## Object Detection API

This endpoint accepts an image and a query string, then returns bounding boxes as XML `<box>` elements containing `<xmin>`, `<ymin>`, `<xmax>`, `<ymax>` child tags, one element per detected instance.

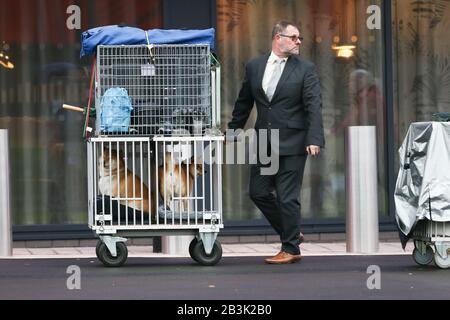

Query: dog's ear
<box><xmin>189</xmin><ymin>155</ymin><xmax>204</xmax><ymax>164</ymax></box>
<box><xmin>182</xmin><ymin>156</ymin><xmax>193</xmax><ymax>165</ymax></box>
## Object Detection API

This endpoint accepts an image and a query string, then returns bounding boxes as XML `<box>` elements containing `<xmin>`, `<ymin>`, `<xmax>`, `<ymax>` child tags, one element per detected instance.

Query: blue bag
<box><xmin>99</xmin><ymin>88</ymin><xmax>133</xmax><ymax>133</ymax></box>
<box><xmin>80</xmin><ymin>25</ymin><xmax>215</xmax><ymax>58</ymax></box>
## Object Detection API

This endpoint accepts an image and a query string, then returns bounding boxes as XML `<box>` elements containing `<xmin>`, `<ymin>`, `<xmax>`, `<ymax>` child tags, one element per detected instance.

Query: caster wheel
<box><xmin>191</xmin><ymin>240</ymin><xmax>222</xmax><ymax>266</ymax></box>
<box><xmin>412</xmin><ymin>246</ymin><xmax>434</xmax><ymax>266</ymax></box>
<box><xmin>96</xmin><ymin>242</ymin><xmax>128</xmax><ymax>267</ymax></box>
<box><xmin>189</xmin><ymin>237</ymin><xmax>199</xmax><ymax>262</ymax></box>
<box><xmin>434</xmin><ymin>252</ymin><xmax>450</xmax><ymax>269</ymax></box>
<box><xmin>96</xmin><ymin>240</ymin><xmax>103</xmax><ymax>262</ymax></box>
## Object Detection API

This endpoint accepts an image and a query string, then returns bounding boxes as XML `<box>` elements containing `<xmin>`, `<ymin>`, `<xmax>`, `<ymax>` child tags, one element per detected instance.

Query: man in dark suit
<box><xmin>228</xmin><ymin>21</ymin><xmax>325</xmax><ymax>264</ymax></box>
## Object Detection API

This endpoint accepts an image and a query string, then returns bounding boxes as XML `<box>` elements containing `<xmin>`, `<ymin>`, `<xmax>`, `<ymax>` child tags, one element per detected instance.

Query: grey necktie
<box><xmin>265</xmin><ymin>59</ymin><xmax>284</xmax><ymax>101</ymax></box>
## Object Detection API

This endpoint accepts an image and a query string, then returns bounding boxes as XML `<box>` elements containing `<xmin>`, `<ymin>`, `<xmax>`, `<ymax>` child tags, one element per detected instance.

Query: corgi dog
<box><xmin>158</xmin><ymin>153</ymin><xmax>204</xmax><ymax>213</ymax></box>
<box><xmin>98</xmin><ymin>147</ymin><xmax>156</xmax><ymax>220</ymax></box>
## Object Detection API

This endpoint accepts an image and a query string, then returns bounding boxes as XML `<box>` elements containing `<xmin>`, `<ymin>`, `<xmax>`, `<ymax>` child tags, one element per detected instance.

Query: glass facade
<box><xmin>1</xmin><ymin>0</ymin><xmax>449</xmax><ymax>232</ymax></box>
<box><xmin>393</xmin><ymin>0</ymin><xmax>450</xmax><ymax>147</ymax></box>
<box><xmin>0</xmin><ymin>0</ymin><xmax>162</xmax><ymax>225</ymax></box>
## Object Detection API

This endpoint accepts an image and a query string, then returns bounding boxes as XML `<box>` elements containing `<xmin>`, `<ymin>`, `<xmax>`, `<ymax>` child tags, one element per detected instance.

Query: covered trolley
<box><xmin>395</xmin><ymin>121</ymin><xmax>450</xmax><ymax>269</ymax></box>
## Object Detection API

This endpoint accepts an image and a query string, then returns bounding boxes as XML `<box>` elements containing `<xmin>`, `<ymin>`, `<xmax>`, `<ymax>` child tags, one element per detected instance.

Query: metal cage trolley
<box><xmin>87</xmin><ymin>44</ymin><xmax>224</xmax><ymax>267</ymax></box>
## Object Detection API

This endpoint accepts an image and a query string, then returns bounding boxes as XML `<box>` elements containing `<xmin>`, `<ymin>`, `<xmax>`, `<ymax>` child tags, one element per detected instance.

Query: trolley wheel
<box><xmin>434</xmin><ymin>252</ymin><xmax>450</xmax><ymax>269</ymax></box>
<box><xmin>95</xmin><ymin>240</ymin><xmax>103</xmax><ymax>261</ymax></box>
<box><xmin>191</xmin><ymin>240</ymin><xmax>222</xmax><ymax>266</ymax></box>
<box><xmin>412</xmin><ymin>247</ymin><xmax>434</xmax><ymax>266</ymax></box>
<box><xmin>96</xmin><ymin>242</ymin><xmax>128</xmax><ymax>267</ymax></box>
<box><xmin>189</xmin><ymin>237</ymin><xmax>199</xmax><ymax>262</ymax></box>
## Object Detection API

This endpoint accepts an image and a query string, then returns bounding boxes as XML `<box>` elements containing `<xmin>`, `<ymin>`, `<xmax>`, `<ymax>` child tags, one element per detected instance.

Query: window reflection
<box><xmin>393</xmin><ymin>0</ymin><xmax>450</xmax><ymax>146</ymax></box>
<box><xmin>0</xmin><ymin>0</ymin><xmax>162</xmax><ymax>225</ymax></box>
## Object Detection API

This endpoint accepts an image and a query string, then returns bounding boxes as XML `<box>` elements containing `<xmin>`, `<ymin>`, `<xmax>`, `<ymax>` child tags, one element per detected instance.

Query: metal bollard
<box><xmin>345</xmin><ymin>126</ymin><xmax>379</xmax><ymax>254</ymax></box>
<box><xmin>0</xmin><ymin>129</ymin><xmax>12</xmax><ymax>257</ymax></box>
<box><xmin>162</xmin><ymin>235</ymin><xmax>195</xmax><ymax>256</ymax></box>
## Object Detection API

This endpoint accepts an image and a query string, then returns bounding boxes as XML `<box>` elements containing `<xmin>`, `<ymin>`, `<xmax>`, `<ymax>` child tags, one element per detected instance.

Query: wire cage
<box><xmin>413</xmin><ymin>220</ymin><xmax>450</xmax><ymax>240</ymax></box>
<box><xmin>87</xmin><ymin>136</ymin><xmax>223</xmax><ymax>231</ymax></box>
<box><xmin>95</xmin><ymin>44</ymin><xmax>217</xmax><ymax>136</ymax></box>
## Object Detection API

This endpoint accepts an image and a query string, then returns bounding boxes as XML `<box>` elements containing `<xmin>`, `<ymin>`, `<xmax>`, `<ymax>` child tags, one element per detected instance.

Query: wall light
<box><xmin>1</xmin><ymin>41</ymin><xmax>14</xmax><ymax>69</ymax></box>
<box><xmin>332</xmin><ymin>44</ymin><xmax>356</xmax><ymax>59</ymax></box>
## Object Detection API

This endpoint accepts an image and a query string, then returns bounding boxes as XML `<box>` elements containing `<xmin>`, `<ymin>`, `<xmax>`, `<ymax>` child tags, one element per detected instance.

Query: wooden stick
<box><xmin>63</xmin><ymin>104</ymin><xmax>84</xmax><ymax>113</ymax></box>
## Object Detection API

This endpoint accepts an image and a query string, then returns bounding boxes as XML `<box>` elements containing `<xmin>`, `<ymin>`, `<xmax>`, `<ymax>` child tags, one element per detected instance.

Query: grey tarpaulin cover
<box><xmin>395</xmin><ymin>122</ymin><xmax>450</xmax><ymax>246</ymax></box>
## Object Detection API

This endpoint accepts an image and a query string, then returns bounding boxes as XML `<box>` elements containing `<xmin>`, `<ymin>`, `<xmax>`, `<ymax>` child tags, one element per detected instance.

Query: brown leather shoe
<box><xmin>265</xmin><ymin>251</ymin><xmax>303</xmax><ymax>264</ymax></box>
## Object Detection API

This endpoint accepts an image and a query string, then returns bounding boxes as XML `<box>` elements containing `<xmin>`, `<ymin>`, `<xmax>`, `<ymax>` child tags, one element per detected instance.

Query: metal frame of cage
<box><xmin>87</xmin><ymin>135</ymin><xmax>223</xmax><ymax>232</ymax></box>
<box><xmin>87</xmin><ymin>135</ymin><xmax>224</xmax><ymax>264</ymax></box>
<box><xmin>95</xmin><ymin>44</ymin><xmax>220</xmax><ymax>136</ymax></box>
<box><xmin>412</xmin><ymin>220</ymin><xmax>450</xmax><ymax>269</ymax></box>
<box><xmin>413</xmin><ymin>220</ymin><xmax>450</xmax><ymax>241</ymax></box>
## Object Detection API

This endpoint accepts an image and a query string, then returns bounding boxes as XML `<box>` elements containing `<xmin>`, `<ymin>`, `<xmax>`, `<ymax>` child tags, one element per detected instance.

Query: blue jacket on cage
<box><xmin>99</xmin><ymin>87</ymin><xmax>133</xmax><ymax>133</ymax></box>
<box><xmin>80</xmin><ymin>25</ymin><xmax>215</xmax><ymax>58</ymax></box>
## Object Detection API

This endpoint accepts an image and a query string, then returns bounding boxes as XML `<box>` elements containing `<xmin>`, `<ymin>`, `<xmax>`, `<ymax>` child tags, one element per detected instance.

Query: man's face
<box><xmin>277</xmin><ymin>25</ymin><xmax>301</xmax><ymax>56</ymax></box>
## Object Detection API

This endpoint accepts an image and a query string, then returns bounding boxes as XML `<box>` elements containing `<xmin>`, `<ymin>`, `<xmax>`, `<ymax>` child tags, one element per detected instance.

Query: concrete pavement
<box><xmin>4</xmin><ymin>241</ymin><xmax>415</xmax><ymax>259</ymax></box>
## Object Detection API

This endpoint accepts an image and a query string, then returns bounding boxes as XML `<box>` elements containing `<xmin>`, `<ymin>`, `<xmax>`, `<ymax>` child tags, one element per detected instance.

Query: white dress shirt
<box><xmin>262</xmin><ymin>52</ymin><xmax>288</xmax><ymax>94</ymax></box>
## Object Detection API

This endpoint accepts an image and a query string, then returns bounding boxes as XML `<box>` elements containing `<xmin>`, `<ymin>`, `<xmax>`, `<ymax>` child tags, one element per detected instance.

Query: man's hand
<box><xmin>306</xmin><ymin>145</ymin><xmax>321</xmax><ymax>156</ymax></box>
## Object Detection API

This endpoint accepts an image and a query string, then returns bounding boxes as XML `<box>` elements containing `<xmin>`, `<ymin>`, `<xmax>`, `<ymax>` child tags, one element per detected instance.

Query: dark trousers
<box><xmin>249</xmin><ymin>155</ymin><xmax>307</xmax><ymax>255</ymax></box>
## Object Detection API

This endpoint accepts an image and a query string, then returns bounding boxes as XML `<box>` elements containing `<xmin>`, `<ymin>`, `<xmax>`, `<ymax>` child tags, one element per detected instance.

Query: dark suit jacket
<box><xmin>228</xmin><ymin>53</ymin><xmax>325</xmax><ymax>156</ymax></box>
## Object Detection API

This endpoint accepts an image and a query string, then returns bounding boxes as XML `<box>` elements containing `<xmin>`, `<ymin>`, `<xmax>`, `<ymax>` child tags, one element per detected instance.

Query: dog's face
<box><xmin>98</xmin><ymin>147</ymin><xmax>124</xmax><ymax>173</ymax></box>
<box><xmin>186</xmin><ymin>157</ymin><xmax>204</xmax><ymax>178</ymax></box>
<box><xmin>189</xmin><ymin>162</ymin><xmax>203</xmax><ymax>178</ymax></box>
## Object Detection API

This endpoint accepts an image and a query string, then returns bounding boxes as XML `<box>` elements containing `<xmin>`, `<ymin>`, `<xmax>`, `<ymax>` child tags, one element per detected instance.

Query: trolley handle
<box><xmin>62</xmin><ymin>104</ymin><xmax>96</xmax><ymax>116</ymax></box>
<box><xmin>63</xmin><ymin>104</ymin><xmax>84</xmax><ymax>113</ymax></box>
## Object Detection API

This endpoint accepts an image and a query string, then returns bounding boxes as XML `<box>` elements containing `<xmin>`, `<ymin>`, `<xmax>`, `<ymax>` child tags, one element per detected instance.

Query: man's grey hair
<box><xmin>271</xmin><ymin>20</ymin><xmax>299</xmax><ymax>39</ymax></box>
